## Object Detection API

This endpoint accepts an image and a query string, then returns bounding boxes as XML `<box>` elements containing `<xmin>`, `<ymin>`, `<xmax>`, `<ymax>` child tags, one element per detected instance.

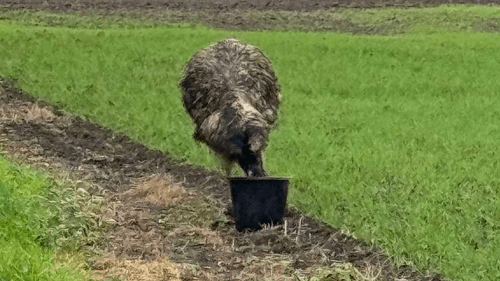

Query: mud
<box><xmin>4</xmin><ymin>0</ymin><xmax>500</xmax><ymax>11</ymax></box>
<box><xmin>2</xmin><ymin>0</ymin><xmax>500</xmax><ymax>34</ymax></box>
<box><xmin>0</xmin><ymin>81</ymin><xmax>444</xmax><ymax>280</ymax></box>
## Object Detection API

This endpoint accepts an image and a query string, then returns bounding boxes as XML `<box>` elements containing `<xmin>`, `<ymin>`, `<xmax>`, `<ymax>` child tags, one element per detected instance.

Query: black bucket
<box><xmin>229</xmin><ymin>176</ymin><xmax>289</xmax><ymax>231</ymax></box>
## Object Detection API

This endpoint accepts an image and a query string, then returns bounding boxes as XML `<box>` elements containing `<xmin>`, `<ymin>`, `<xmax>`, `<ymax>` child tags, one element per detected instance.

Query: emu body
<box><xmin>180</xmin><ymin>39</ymin><xmax>281</xmax><ymax>177</ymax></box>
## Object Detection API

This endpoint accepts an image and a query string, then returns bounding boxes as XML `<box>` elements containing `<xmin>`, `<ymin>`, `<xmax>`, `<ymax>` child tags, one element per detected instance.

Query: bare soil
<box><xmin>0</xmin><ymin>81</ymin><xmax>444</xmax><ymax>280</ymax></box>
<box><xmin>4</xmin><ymin>0</ymin><xmax>500</xmax><ymax>11</ymax></box>
<box><xmin>2</xmin><ymin>0</ymin><xmax>500</xmax><ymax>33</ymax></box>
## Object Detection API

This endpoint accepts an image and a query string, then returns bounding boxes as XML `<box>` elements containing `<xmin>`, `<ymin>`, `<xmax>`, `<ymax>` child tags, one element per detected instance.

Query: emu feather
<box><xmin>180</xmin><ymin>39</ymin><xmax>281</xmax><ymax>177</ymax></box>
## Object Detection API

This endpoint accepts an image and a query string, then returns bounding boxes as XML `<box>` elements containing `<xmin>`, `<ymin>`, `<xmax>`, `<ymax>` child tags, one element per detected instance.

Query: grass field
<box><xmin>0</xmin><ymin>155</ymin><xmax>103</xmax><ymax>281</ymax></box>
<box><xmin>1</xmin><ymin>6</ymin><xmax>500</xmax><ymax>280</ymax></box>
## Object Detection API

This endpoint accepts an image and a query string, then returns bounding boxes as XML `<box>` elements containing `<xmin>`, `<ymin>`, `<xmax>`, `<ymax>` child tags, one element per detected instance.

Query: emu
<box><xmin>180</xmin><ymin>39</ymin><xmax>281</xmax><ymax>177</ymax></box>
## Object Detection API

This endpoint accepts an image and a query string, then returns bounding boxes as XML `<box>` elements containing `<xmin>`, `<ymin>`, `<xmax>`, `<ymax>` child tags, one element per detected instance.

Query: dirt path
<box><xmin>0</xmin><ymin>82</ymin><xmax>444</xmax><ymax>280</ymax></box>
<box><xmin>0</xmin><ymin>81</ymin><xmax>445</xmax><ymax>280</ymax></box>
<box><xmin>4</xmin><ymin>0</ymin><xmax>500</xmax><ymax>11</ymax></box>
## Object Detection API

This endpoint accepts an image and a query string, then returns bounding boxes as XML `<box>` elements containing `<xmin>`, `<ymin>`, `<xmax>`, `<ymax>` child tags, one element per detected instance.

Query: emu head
<box><xmin>238</xmin><ymin>149</ymin><xmax>266</xmax><ymax>177</ymax></box>
<box><xmin>232</xmin><ymin>128</ymin><xmax>267</xmax><ymax>177</ymax></box>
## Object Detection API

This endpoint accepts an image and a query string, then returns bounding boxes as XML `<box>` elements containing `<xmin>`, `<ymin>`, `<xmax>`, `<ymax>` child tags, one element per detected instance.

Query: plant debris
<box><xmin>0</xmin><ymin>80</ymin><xmax>445</xmax><ymax>280</ymax></box>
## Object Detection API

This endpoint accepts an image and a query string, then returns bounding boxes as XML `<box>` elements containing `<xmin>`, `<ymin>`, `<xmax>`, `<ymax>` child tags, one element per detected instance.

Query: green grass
<box><xmin>0</xmin><ymin>8</ymin><xmax>194</xmax><ymax>30</ymax></box>
<box><xmin>0</xmin><ymin>155</ymin><xmax>104</xmax><ymax>280</ymax></box>
<box><xmin>1</xmin><ymin>6</ymin><xmax>500</xmax><ymax>280</ymax></box>
<box><xmin>342</xmin><ymin>4</ymin><xmax>500</xmax><ymax>33</ymax></box>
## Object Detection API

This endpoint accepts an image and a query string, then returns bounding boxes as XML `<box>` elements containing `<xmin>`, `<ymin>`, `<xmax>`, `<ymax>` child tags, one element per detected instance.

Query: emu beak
<box><xmin>246</xmin><ymin>168</ymin><xmax>266</xmax><ymax>178</ymax></box>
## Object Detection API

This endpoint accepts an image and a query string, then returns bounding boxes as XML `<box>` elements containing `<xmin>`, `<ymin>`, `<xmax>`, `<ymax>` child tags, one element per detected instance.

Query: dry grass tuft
<box><xmin>355</xmin><ymin>261</ymin><xmax>383</xmax><ymax>281</ymax></box>
<box><xmin>91</xmin><ymin>257</ymin><xmax>181</xmax><ymax>281</ymax></box>
<box><xmin>301</xmin><ymin>262</ymin><xmax>383</xmax><ymax>281</ymax></box>
<box><xmin>158</xmin><ymin>194</ymin><xmax>222</xmax><ymax>230</ymax></box>
<box><xmin>237</xmin><ymin>255</ymin><xmax>293</xmax><ymax>281</ymax></box>
<box><xmin>0</xmin><ymin>103</ymin><xmax>56</xmax><ymax>123</ymax></box>
<box><xmin>127</xmin><ymin>174</ymin><xmax>196</xmax><ymax>207</ymax></box>
<box><xmin>24</xmin><ymin>103</ymin><xmax>56</xmax><ymax>122</ymax></box>
<box><xmin>169</xmin><ymin>226</ymin><xmax>229</xmax><ymax>252</ymax></box>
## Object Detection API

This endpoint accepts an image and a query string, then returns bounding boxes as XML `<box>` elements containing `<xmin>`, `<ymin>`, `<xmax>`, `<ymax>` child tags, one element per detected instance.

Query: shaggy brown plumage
<box><xmin>180</xmin><ymin>39</ymin><xmax>281</xmax><ymax>177</ymax></box>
